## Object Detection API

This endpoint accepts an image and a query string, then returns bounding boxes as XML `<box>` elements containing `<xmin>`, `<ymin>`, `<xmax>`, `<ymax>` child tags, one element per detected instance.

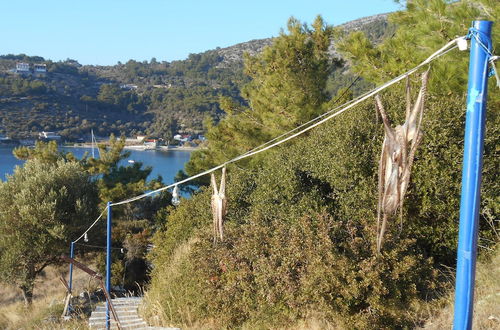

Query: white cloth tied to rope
<box><xmin>171</xmin><ymin>185</ymin><xmax>181</xmax><ymax>206</ymax></box>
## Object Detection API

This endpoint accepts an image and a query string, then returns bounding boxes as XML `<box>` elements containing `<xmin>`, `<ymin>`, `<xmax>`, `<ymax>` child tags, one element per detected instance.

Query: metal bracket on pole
<box><xmin>453</xmin><ymin>20</ymin><xmax>493</xmax><ymax>330</ymax></box>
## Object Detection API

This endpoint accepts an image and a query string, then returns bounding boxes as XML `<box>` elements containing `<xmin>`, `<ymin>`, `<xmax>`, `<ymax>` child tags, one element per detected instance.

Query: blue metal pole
<box><xmin>68</xmin><ymin>242</ymin><xmax>74</xmax><ymax>293</ymax></box>
<box><xmin>106</xmin><ymin>201</ymin><xmax>112</xmax><ymax>330</ymax></box>
<box><xmin>453</xmin><ymin>20</ymin><xmax>493</xmax><ymax>330</ymax></box>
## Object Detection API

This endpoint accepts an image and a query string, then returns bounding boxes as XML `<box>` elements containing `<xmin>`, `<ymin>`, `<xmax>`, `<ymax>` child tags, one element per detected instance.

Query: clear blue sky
<box><xmin>0</xmin><ymin>0</ymin><xmax>401</xmax><ymax>65</ymax></box>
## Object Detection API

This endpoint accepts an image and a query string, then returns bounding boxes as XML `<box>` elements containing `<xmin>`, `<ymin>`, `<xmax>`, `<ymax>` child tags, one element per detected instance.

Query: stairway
<box><xmin>89</xmin><ymin>297</ymin><xmax>178</xmax><ymax>330</ymax></box>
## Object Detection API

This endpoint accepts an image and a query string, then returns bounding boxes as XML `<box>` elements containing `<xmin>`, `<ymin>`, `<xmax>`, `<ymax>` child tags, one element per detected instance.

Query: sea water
<box><xmin>0</xmin><ymin>146</ymin><xmax>191</xmax><ymax>184</ymax></box>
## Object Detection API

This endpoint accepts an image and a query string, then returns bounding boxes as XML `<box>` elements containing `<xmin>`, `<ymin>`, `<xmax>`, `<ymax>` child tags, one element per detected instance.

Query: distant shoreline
<box><xmin>66</xmin><ymin>143</ymin><xmax>199</xmax><ymax>152</ymax></box>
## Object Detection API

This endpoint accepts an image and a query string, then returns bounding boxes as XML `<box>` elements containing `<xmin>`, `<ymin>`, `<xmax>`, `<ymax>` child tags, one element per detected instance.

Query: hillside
<box><xmin>0</xmin><ymin>13</ymin><xmax>391</xmax><ymax>141</ymax></box>
<box><xmin>213</xmin><ymin>13</ymin><xmax>390</xmax><ymax>65</ymax></box>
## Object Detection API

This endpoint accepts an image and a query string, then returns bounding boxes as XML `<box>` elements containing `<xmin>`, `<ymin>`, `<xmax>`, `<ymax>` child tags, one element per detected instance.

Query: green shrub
<box><xmin>146</xmin><ymin>88</ymin><xmax>498</xmax><ymax>328</ymax></box>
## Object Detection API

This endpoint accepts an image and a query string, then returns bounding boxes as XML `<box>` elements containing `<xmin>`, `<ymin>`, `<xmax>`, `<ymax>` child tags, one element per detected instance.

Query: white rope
<box><xmin>110</xmin><ymin>36</ymin><xmax>463</xmax><ymax>207</ymax></box>
<box><xmin>72</xmin><ymin>207</ymin><xmax>107</xmax><ymax>243</ymax></box>
<box><xmin>489</xmin><ymin>56</ymin><xmax>500</xmax><ymax>88</ymax></box>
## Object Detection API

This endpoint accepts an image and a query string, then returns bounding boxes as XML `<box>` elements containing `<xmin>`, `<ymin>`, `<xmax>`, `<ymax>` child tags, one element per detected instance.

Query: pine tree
<box><xmin>337</xmin><ymin>0</ymin><xmax>499</xmax><ymax>97</ymax></box>
<box><xmin>185</xmin><ymin>16</ymin><xmax>338</xmax><ymax>176</ymax></box>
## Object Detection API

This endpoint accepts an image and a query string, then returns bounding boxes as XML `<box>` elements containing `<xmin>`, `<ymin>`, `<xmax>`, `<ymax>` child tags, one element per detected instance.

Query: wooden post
<box><xmin>60</xmin><ymin>255</ymin><xmax>122</xmax><ymax>329</ymax></box>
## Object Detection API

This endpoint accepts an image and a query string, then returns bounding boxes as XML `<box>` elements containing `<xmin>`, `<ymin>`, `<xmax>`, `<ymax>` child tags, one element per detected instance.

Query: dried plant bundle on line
<box><xmin>211</xmin><ymin>167</ymin><xmax>227</xmax><ymax>243</ymax></box>
<box><xmin>375</xmin><ymin>69</ymin><xmax>429</xmax><ymax>252</ymax></box>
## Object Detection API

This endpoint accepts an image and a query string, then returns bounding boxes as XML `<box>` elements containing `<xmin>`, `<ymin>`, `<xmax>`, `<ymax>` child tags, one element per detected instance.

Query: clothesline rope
<box><xmin>73</xmin><ymin>208</ymin><xmax>107</xmax><ymax>243</ymax></box>
<box><xmin>73</xmin><ymin>35</ymin><xmax>466</xmax><ymax>240</ymax></box>
<box><xmin>111</xmin><ymin>36</ymin><xmax>462</xmax><ymax>207</ymax></box>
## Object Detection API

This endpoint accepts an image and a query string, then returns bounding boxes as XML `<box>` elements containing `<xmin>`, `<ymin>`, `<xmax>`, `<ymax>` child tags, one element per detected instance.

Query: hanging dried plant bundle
<box><xmin>211</xmin><ymin>167</ymin><xmax>227</xmax><ymax>243</ymax></box>
<box><xmin>375</xmin><ymin>69</ymin><xmax>429</xmax><ymax>253</ymax></box>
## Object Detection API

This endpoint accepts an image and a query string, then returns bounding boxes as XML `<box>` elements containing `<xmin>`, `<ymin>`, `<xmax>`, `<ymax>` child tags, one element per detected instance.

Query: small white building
<box><xmin>120</xmin><ymin>84</ymin><xmax>138</xmax><ymax>90</ymax></box>
<box><xmin>34</xmin><ymin>64</ymin><xmax>47</xmax><ymax>76</ymax></box>
<box><xmin>39</xmin><ymin>131</ymin><xmax>61</xmax><ymax>140</ymax></box>
<box><xmin>16</xmin><ymin>62</ymin><xmax>30</xmax><ymax>74</ymax></box>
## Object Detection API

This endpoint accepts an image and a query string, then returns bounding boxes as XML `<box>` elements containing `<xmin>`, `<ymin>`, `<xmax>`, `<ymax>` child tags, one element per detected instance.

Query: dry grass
<box><xmin>0</xmin><ymin>259</ymin><xmax>100</xmax><ymax>329</ymax></box>
<box><xmin>141</xmin><ymin>237</ymin><xmax>199</xmax><ymax>328</ymax></box>
<box><xmin>422</xmin><ymin>246</ymin><xmax>500</xmax><ymax>330</ymax></box>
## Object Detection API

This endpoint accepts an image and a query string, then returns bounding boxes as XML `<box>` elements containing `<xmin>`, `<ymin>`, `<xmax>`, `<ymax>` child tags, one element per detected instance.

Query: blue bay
<box><xmin>0</xmin><ymin>146</ymin><xmax>191</xmax><ymax>184</ymax></box>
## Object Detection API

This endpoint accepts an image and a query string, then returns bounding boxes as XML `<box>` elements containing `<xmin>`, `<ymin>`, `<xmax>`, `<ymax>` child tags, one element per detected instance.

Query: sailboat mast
<box><xmin>91</xmin><ymin>129</ymin><xmax>95</xmax><ymax>158</ymax></box>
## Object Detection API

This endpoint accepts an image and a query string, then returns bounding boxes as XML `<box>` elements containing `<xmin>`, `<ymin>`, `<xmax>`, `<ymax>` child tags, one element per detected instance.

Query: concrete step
<box><xmin>105</xmin><ymin>300</ymin><xmax>141</xmax><ymax>305</ymax></box>
<box><xmin>90</xmin><ymin>314</ymin><xmax>140</xmax><ymax>321</ymax></box>
<box><xmin>93</xmin><ymin>308</ymin><xmax>139</xmax><ymax>313</ymax></box>
<box><xmin>90</xmin><ymin>317</ymin><xmax>143</xmax><ymax>324</ymax></box>
<box><xmin>91</xmin><ymin>320</ymin><xmax>148</xmax><ymax>326</ymax></box>
<box><xmin>89</xmin><ymin>297</ymin><xmax>176</xmax><ymax>330</ymax></box>
<box><xmin>90</xmin><ymin>317</ymin><xmax>142</xmax><ymax>322</ymax></box>
<box><xmin>94</xmin><ymin>304</ymin><xmax>139</xmax><ymax>310</ymax></box>
<box><xmin>91</xmin><ymin>311</ymin><xmax>139</xmax><ymax>317</ymax></box>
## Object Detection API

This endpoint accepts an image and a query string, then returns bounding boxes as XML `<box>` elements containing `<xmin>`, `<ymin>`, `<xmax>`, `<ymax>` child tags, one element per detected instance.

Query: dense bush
<box><xmin>145</xmin><ymin>1</ymin><xmax>500</xmax><ymax>327</ymax></box>
<box><xmin>145</xmin><ymin>86</ymin><xmax>499</xmax><ymax>328</ymax></box>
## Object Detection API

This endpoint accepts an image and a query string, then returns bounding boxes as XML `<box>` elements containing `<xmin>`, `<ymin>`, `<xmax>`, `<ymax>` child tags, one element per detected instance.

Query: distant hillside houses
<box><xmin>120</xmin><ymin>83</ymin><xmax>138</xmax><ymax>90</ymax></box>
<box><xmin>14</xmin><ymin>62</ymin><xmax>47</xmax><ymax>76</ymax></box>
<box><xmin>16</xmin><ymin>62</ymin><xmax>29</xmax><ymax>73</ymax></box>
<box><xmin>173</xmin><ymin>134</ymin><xmax>205</xmax><ymax>142</ymax></box>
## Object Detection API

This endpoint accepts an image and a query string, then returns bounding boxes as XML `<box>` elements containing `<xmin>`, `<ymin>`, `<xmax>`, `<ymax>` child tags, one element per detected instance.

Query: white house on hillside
<box><xmin>39</xmin><ymin>131</ymin><xmax>61</xmax><ymax>140</ymax></box>
<box><xmin>16</xmin><ymin>62</ymin><xmax>30</xmax><ymax>74</ymax></box>
<box><xmin>34</xmin><ymin>64</ymin><xmax>47</xmax><ymax>76</ymax></box>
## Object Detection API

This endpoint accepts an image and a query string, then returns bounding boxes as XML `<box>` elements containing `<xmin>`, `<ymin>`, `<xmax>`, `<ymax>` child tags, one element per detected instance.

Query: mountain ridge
<box><xmin>212</xmin><ymin>12</ymin><xmax>390</xmax><ymax>66</ymax></box>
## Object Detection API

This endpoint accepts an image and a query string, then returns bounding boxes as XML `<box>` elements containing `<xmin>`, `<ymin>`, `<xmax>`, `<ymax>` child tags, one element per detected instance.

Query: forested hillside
<box><xmin>0</xmin><ymin>14</ymin><xmax>390</xmax><ymax>140</ymax></box>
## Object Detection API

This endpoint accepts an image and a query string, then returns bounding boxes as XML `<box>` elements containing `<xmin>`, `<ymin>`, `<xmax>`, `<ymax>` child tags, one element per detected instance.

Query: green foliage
<box><xmin>97</xmin><ymin>84</ymin><xmax>143</xmax><ymax>113</ymax></box>
<box><xmin>0</xmin><ymin>54</ymin><xmax>45</xmax><ymax>62</ymax></box>
<box><xmin>0</xmin><ymin>159</ymin><xmax>99</xmax><ymax>304</ymax></box>
<box><xmin>335</xmin><ymin>0</ymin><xmax>500</xmax><ymax>262</ymax></box>
<box><xmin>48</xmin><ymin>61</ymin><xmax>80</xmax><ymax>75</ymax></box>
<box><xmin>337</xmin><ymin>0</ymin><xmax>499</xmax><ymax>97</ymax></box>
<box><xmin>242</xmin><ymin>16</ymin><xmax>335</xmax><ymax>132</ymax></box>
<box><xmin>185</xmin><ymin>16</ymin><xmax>338</xmax><ymax>176</ymax></box>
<box><xmin>146</xmin><ymin>112</ymin><xmax>177</xmax><ymax>141</ymax></box>
<box><xmin>180</xmin><ymin>214</ymin><xmax>436</xmax><ymax>328</ymax></box>
<box><xmin>11</xmin><ymin>139</ymin><xmax>165</xmax><ymax>292</ymax></box>
<box><xmin>0</xmin><ymin>74</ymin><xmax>47</xmax><ymax>96</ymax></box>
<box><xmin>147</xmin><ymin>84</ymin><xmax>498</xmax><ymax>327</ymax></box>
<box><xmin>13</xmin><ymin>140</ymin><xmax>63</xmax><ymax>163</ymax></box>
<box><xmin>84</xmin><ymin>135</ymin><xmax>130</xmax><ymax>175</ymax></box>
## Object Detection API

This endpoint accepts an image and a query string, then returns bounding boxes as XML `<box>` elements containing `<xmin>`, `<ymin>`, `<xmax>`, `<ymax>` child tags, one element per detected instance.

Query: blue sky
<box><xmin>0</xmin><ymin>0</ymin><xmax>401</xmax><ymax>65</ymax></box>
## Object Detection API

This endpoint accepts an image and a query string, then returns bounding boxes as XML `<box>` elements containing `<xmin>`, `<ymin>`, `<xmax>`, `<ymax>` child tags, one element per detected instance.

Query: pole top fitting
<box><xmin>472</xmin><ymin>20</ymin><xmax>493</xmax><ymax>34</ymax></box>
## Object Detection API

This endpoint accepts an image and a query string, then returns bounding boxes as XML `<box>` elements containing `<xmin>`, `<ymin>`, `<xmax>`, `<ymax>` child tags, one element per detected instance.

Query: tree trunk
<box><xmin>20</xmin><ymin>282</ymin><xmax>34</xmax><ymax>306</ymax></box>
